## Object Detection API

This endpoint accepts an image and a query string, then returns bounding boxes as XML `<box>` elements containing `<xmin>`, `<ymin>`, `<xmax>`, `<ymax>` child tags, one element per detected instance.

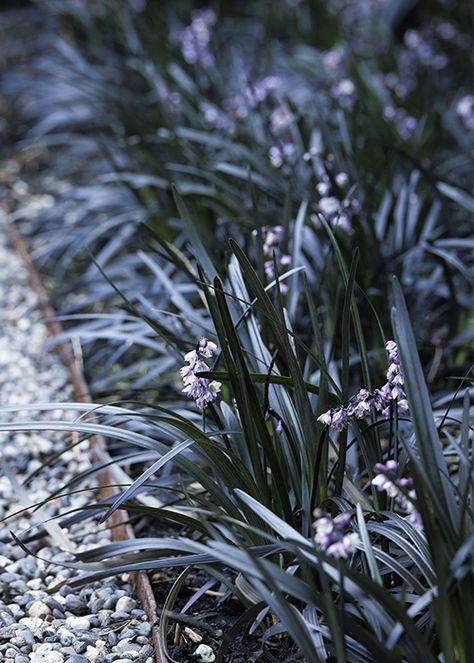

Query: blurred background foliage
<box><xmin>3</xmin><ymin>0</ymin><xmax>471</xmax><ymax>405</ymax></box>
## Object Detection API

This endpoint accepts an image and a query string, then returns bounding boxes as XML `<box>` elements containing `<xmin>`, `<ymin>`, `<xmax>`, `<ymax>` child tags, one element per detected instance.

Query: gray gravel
<box><xmin>0</xmin><ymin>207</ymin><xmax>155</xmax><ymax>662</ymax></box>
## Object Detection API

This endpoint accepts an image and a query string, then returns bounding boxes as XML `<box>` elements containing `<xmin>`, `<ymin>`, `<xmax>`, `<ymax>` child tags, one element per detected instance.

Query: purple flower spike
<box><xmin>181</xmin><ymin>338</ymin><xmax>221</xmax><ymax>410</ymax></box>
<box><xmin>313</xmin><ymin>509</ymin><xmax>359</xmax><ymax>559</ymax></box>
<box><xmin>372</xmin><ymin>460</ymin><xmax>422</xmax><ymax>530</ymax></box>
<box><xmin>181</xmin><ymin>9</ymin><xmax>216</xmax><ymax>68</ymax></box>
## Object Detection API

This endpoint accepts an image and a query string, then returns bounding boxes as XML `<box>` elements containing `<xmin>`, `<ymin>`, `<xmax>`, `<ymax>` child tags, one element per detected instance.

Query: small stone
<box><xmin>65</xmin><ymin>616</ymin><xmax>90</xmax><ymax>631</ymax></box>
<box><xmin>29</xmin><ymin>644</ymin><xmax>64</xmax><ymax>663</ymax></box>
<box><xmin>84</xmin><ymin>646</ymin><xmax>101</xmax><ymax>662</ymax></box>
<box><xmin>65</xmin><ymin>656</ymin><xmax>89</xmax><ymax>663</ymax></box>
<box><xmin>140</xmin><ymin>644</ymin><xmax>154</xmax><ymax>657</ymax></box>
<box><xmin>73</xmin><ymin>641</ymin><xmax>87</xmax><ymax>654</ymax></box>
<box><xmin>0</xmin><ymin>610</ymin><xmax>15</xmax><ymax>626</ymax></box>
<box><xmin>114</xmin><ymin>639</ymin><xmax>141</xmax><ymax>657</ymax></box>
<box><xmin>27</xmin><ymin>601</ymin><xmax>51</xmax><ymax>619</ymax></box>
<box><xmin>107</xmin><ymin>632</ymin><xmax>117</xmax><ymax>646</ymax></box>
<box><xmin>26</xmin><ymin>579</ymin><xmax>42</xmax><ymax>591</ymax></box>
<box><xmin>195</xmin><ymin>643</ymin><xmax>216</xmax><ymax>663</ymax></box>
<box><xmin>114</xmin><ymin>596</ymin><xmax>136</xmax><ymax>613</ymax></box>
<box><xmin>111</xmin><ymin>611</ymin><xmax>129</xmax><ymax>621</ymax></box>
<box><xmin>64</xmin><ymin>595</ymin><xmax>87</xmax><ymax>614</ymax></box>
<box><xmin>136</xmin><ymin>622</ymin><xmax>151</xmax><ymax>636</ymax></box>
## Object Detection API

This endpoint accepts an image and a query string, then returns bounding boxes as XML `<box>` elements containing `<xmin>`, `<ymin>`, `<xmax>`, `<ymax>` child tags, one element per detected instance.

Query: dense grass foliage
<box><xmin>2</xmin><ymin>0</ymin><xmax>473</xmax><ymax>660</ymax></box>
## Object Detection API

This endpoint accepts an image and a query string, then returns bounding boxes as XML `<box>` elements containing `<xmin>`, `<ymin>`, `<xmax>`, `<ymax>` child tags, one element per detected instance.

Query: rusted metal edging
<box><xmin>5</xmin><ymin>220</ymin><xmax>165</xmax><ymax>663</ymax></box>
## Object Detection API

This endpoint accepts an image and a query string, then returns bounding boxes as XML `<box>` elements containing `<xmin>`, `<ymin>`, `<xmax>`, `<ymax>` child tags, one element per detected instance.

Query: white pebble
<box><xmin>66</xmin><ymin>615</ymin><xmax>90</xmax><ymax>631</ymax></box>
<box><xmin>195</xmin><ymin>644</ymin><xmax>216</xmax><ymax>662</ymax></box>
<box><xmin>115</xmin><ymin>595</ymin><xmax>137</xmax><ymax>612</ymax></box>
<box><xmin>85</xmin><ymin>645</ymin><xmax>102</xmax><ymax>662</ymax></box>
<box><xmin>27</xmin><ymin>600</ymin><xmax>51</xmax><ymax>619</ymax></box>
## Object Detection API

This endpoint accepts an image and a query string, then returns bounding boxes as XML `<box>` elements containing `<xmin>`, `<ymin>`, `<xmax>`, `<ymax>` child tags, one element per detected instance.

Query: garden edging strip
<box><xmin>5</xmin><ymin>220</ymin><xmax>165</xmax><ymax>663</ymax></box>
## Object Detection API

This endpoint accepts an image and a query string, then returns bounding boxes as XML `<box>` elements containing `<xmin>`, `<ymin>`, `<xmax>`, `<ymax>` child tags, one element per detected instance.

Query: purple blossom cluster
<box><xmin>330</xmin><ymin>78</ymin><xmax>356</xmax><ymax>108</ymax></box>
<box><xmin>311</xmin><ymin>171</ymin><xmax>359</xmax><ymax>233</ymax></box>
<box><xmin>201</xmin><ymin>103</ymin><xmax>235</xmax><ymax>134</ymax></box>
<box><xmin>383</xmin><ymin>105</ymin><xmax>417</xmax><ymax>141</ymax></box>
<box><xmin>180</xmin><ymin>9</ymin><xmax>216</xmax><ymax>68</ymax></box>
<box><xmin>158</xmin><ymin>84</ymin><xmax>182</xmax><ymax>115</ymax></box>
<box><xmin>317</xmin><ymin>340</ymin><xmax>408</xmax><ymax>430</ymax></box>
<box><xmin>372</xmin><ymin>460</ymin><xmax>422</xmax><ymax>529</ymax></box>
<box><xmin>268</xmin><ymin>139</ymin><xmax>297</xmax><ymax>169</ymax></box>
<box><xmin>313</xmin><ymin>509</ymin><xmax>360</xmax><ymax>559</ymax></box>
<box><xmin>270</xmin><ymin>105</ymin><xmax>294</xmax><ymax>134</ymax></box>
<box><xmin>400</xmin><ymin>28</ymin><xmax>449</xmax><ymax>74</ymax></box>
<box><xmin>201</xmin><ymin>75</ymin><xmax>282</xmax><ymax>136</ymax></box>
<box><xmin>260</xmin><ymin>225</ymin><xmax>291</xmax><ymax>292</ymax></box>
<box><xmin>180</xmin><ymin>338</ymin><xmax>221</xmax><ymax>410</ymax></box>
<box><xmin>223</xmin><ymin>76</ymin><xmax>281</xmax><ymax>122</ymax></box>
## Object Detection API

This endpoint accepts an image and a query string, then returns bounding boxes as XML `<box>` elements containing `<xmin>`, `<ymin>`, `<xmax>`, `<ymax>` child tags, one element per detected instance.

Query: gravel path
<box><xmin>0</xmin><ymin>210</ymin><xmax>155</xmax><ymax>662</ymax></box>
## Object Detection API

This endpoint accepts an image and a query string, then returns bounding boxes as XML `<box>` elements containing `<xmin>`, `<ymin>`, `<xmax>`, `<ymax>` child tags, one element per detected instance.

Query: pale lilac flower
<box><xmin>318</xmin><ymin>196</ymin><xmax>340</xmax><ymax>218</ymax></box>
<box><xmin>436</xmin><ymin>22</ymin><xmax>457</xmax><ymax>41</ymax></box>
<box><xmin>246</xmin><ymin>75</ymin><xmax>281</xmax><ymax>107</ymax></box>
<box><xmin>181</xmin><ymin>9</ymin><xmax>216</xmax><ymax>68</ymax></box>
<box><xmin>316</xmin><ymin>195</ymin><xmax>355</xmax><ymax>233</ymax></box>
<box><xmin>181</xmin><ymin>338</ymin><xmax>221</xmax><ymax>409</ymax></box>
<box><xmin>317</xmin><ymin>406</ymin><xmax>349</xmax><ymax>431</ymax></box>
<box><xmin>384</xmin><ymin>106</ymin><xmax>417</xmax><ymax>140</ymax></box>
<box><xmin>334</xmin><ymin>78</ymin><xmax>355</xmax><ymax>97</ymax></box>
<box><xmin>335</xmin><ymin>172</ymin><xmax>349</xmax><ymax>188</ymax></box>
<box><xmin>372</xmin><ymin>461</ymin><xmax>421</xmax><ymax>529</ymax></box>
<box><xmin>262</xmin><ymin>225</ymin><xmax>284</xmax><ymax>256</ymax></box>
<box><xmin>317</xmin><ymin>340</ymin><xmax>408</xmax><ymax>430</ymax></box>
<box><xmin>331</xmin><ymin>79</ymin><xmax>356</xmax><ymax>108</ymax></box>
<box><xmin>316</xmin><ymin>181</ymin><xmax>331</xmax><ymax>197</ymax></box>
<box><xmin>223</xmin><ymin>94</ymin><xmax>248</xmax><ymax>120</ymax></box>
<box><xmin>158</xmin><ymin>85</ymin><xmax>182</xmax><ymax>114</ymax></box>
<box><xmin>261</xmin><ymin>225</ymin><xmax>291</xmax><ymax>292</ymax></box>
<box><xmin>270</xmin><ymin>106</ymin><xmax>293</xmax><ymax>134</ymax></box>
<box><xmin>313</xmin><ymin>509</ymin><xmax>360</xmax><ymax>559</ymax></box>
<box><xmin>268</xmin><ymin>145</ymin><xmax>284</xmax><ymax>168</ymax></box>
<box><xmin>268</xmin><ymin>139</ymin><xmax>296</xmax><ymax>169</ymax></box>
<box><xmin>201</xmin><ymin>103</ymin><xmax>235</xmax><ymax>134</ymax></box>
<box><xmin>322</xmin><ymin>47</ymin><xmax>344</xmax><ymax>73</ymax></box>
<box><xmin>317</xmin><ymin>410</ymin><xmax>333</xmax><ymax>426</ymax></box>
<box><xmin>314</xmin><ymin>171</ymin><xmax>360</xmax><ymax>234</ymax></box>
<box><xmin>347</xmin><ymin>389</ymin><xmax>372</xmax><ymax>419</ymax></box>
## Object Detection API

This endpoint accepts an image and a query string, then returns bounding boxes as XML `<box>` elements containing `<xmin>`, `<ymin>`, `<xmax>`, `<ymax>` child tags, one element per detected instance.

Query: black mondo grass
<box><xmin>0</xmin><ymin>1</ymin><xmax>473</xmax><ymax>662</ymax></box>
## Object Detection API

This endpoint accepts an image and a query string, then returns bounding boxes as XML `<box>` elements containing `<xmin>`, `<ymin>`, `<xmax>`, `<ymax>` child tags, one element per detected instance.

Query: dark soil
<box><xmin>151</xmin><ymin>564</ymin><xmax>304</xmax><ymax>663</ymax></box>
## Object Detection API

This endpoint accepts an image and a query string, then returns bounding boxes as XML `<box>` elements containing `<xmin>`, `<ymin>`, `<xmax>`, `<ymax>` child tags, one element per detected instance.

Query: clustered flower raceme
<box><xmin>201</xmin><ymin>75</ymin><xmax>282</xmax><ymax>136</ymax></box>
<box><xmin>310</xmin><ymin>170</ymin><xmax>359</xmax><ymax>234</ymax></box>
<box><xmin>259</xmin><ymin>225</ymin><xmax>292</xmax><ymax>293</ymax></box>
<box><xmin>372</xmin><ymin>460</ymin><xmax>422</xmax><ymax>529</ymax></box>
<box><xmin>180</xmin><ymin>9</ymin><xmax>216</xmax><ymax>68</ymax></box>
<box><xmin>268</xmin><ymin>105</ymin><xmax>297</xmax><ymax>170</ymax></box>
<box><xmin>313</xmin><ymin>509</ymin><xmax>360</xmax><ymax>559</ymax></box>
<box><xmin>394</xmin><ymin>21</ymin><xmax>468</xmax><ymax>95</ymax></box>
<box><xmin>383</xmin><ymin>105</ymin><xmax>418</xmax><ymax>141</ymax></box>
<box><xmin>180</xmin><ymin>338</ymin><xmax>222</xmax><ymax>410</ymax></box>
<box><xmin>330</xmin><ymin>78</ymin><xmax>356</xmax><ymax>108</ymax></box>
<box><xmin>201</xmin><ymin>103</ymin><xmax>236</xmax><ymax>134</ymax></box>
<box><xmin>224</xmin><ymin>76</ymin><xmax>281</xmax><ymax>122</ymax></box>
<box><xmin>268</xmin><ymin>139</ymin><xmax>297</xmax><ymax>169</ymax></box>
<box><xmin>158</xmin><ymin>84</ymin><xmax>182</xmax><ymax>115</ymax></box>
<box><xmin>317</xmin><ymin>340</ymin><xmax>408</xmax><ymax>430</ymax></box>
